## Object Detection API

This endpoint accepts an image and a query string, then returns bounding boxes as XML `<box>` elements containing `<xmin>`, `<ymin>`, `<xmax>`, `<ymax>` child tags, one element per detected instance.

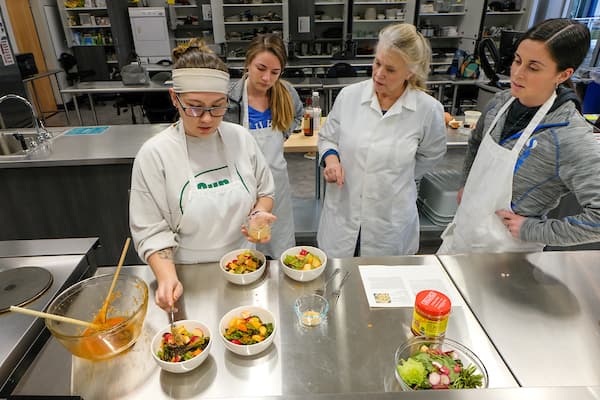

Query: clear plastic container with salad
<box><xmin>394</xmin><ymin>337</ymin><xmax>488</xmax><ymax>391</ymax></box>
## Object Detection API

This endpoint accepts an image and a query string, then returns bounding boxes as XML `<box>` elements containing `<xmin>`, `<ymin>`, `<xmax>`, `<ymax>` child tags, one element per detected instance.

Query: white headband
<box><xmin>172</xmin><ymin>68</ymin><xmax>230</xmax><ymax>94</ymax></box>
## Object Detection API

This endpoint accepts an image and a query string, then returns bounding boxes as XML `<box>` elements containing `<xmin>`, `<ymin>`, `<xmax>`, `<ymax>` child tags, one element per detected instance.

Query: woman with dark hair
<box><xmin>439</xmin><ymin>19</ymin><xmax>600</xmax><ymax>254</ymax></box>
<box><xmin>130</xmin><ymin>39</ymin><xmax>275</xmax><ymax>310</ymax></box>
<box><xmin>224</xmin><ymin>33</ymin><xmax>304</xmax><ymax>258</ymax></box>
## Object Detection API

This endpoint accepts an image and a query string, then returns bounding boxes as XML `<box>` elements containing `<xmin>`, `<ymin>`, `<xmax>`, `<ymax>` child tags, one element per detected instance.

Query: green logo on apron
<box><xmin>197</xmin><ymin>179</ymin><xmax>230</xmax><ymax>189</ymax></box>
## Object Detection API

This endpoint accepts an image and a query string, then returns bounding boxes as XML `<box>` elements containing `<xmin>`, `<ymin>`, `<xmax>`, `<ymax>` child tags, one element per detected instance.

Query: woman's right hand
<box><xmin>147</xmin><ymin>249</ymin><xmax>183</xmax><ymax>311</ymax></box>
<box><xmin>323</xmin><ymin>154</ymin><xmax>345</xmax><ymax>187</ymax></box>
<box><xmin>457</xmin><ymin>187</ymin><xmax>464</xmax><ymax>205</ymax></box>
<box><xmin>155</xmin><ymin>278</ymin><xmax>183</xmax><ymax>311</ymax></box>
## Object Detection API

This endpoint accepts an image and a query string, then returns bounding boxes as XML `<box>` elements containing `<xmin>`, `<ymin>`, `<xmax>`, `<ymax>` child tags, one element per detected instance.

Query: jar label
<box><xmin>411</xmin><ymin>309</ymin><xmax>448</xmax><ymax>337</ymax></box>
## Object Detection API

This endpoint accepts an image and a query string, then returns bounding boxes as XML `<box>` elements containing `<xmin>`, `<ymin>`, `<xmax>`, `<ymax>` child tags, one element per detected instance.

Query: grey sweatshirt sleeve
<box><xmin>520</xmin><ymin>123</ymin><xmax>600</xmax><ymax>246</ymax></box>
<box><xmin>129</xmin><ymin>147</ymin><xmax>178</xmax><ymax>263</ymax></box>
<box><xmin>285</xmin><ymin>82</ymin><xmax>304</xmax><ymax>139</ymax></box>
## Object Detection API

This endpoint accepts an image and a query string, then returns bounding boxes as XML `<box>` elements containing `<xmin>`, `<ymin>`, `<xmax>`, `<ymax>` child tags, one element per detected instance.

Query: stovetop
<box><xmin>0</xmin><ymin>239</ymin><xmax>98</xmax><ymax>395</ymax></box>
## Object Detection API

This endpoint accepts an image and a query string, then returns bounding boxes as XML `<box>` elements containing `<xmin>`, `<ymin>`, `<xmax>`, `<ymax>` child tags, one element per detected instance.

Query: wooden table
<box><xmin>283</xmin><ymin>131</ymin><xmax>318</xmax><ymax>153</ymax></box>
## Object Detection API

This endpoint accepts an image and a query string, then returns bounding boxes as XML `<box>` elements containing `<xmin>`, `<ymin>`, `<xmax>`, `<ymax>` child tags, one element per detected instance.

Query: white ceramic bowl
<box><xmin>219</xmin><ymin>305</ymin><xmax>276</xmax><ymax>356</ymax></box>
<box><xmin>279</xmin><ymin>246</ymin><xmax>327</xmax><ymax>282</ymax></box>
<box><xmin>219</xmin><ymin>249</ymin><xmax>266</xmax><ymax>285</ymax></box>
<box><xmin>151</xmin><ymin>320</ymin><xmax>212</xmax><ymax>373</ymax></box>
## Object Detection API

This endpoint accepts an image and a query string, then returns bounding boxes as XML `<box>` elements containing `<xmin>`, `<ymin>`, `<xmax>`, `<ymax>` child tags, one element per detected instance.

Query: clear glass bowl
<box><xmin>45</xmin><ymin>273</ymin><xmax>148</xmax><ymax>360</ymax></box>
<box><xmin>394</xmin><ymin>336</ymin><xmax>489</xmax><ymax>391</ymax></box>
<box><xmin>294</xmin><ymin>294</ymin><xmax>329</xmax><ymax>327</ymax></box>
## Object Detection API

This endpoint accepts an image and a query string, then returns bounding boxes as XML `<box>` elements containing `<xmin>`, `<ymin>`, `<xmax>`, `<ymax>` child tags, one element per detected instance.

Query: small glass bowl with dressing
<box><xmin>294</xmin><ymin>294</ymin><xmax>329</xmax><ymax>327</ymax></box>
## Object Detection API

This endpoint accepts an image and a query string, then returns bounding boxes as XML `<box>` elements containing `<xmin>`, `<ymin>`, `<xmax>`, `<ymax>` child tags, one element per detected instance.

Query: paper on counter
<box><xmin>65</xmin><ymin>126</ymin><xmax>109</xmax><ymax>136</ymax></box>
<box><xmin>358</xmin><ymin>264</ymin><xmax>465</xmax><ymax>308</ymax></box>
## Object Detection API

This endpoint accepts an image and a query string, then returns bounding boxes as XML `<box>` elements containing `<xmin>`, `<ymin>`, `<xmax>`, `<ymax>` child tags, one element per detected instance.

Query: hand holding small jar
<box><xmin>242</xmin><ymin>210</ymin><xmax>277</xmax><ymax>243</ymax></box>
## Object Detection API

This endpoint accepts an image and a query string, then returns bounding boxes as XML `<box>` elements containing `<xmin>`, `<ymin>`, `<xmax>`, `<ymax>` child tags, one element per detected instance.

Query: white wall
<box><xmin>530</xmin><ymin>0</ymin><xmax>570</xmax><ymax>25</ymax></box>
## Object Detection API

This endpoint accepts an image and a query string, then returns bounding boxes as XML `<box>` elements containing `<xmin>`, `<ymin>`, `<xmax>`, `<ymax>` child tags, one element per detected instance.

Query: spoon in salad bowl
<box><xmin>169</xmin><ymin>306</ymin><xmax>185</xmax><ymax>345</ymax></box>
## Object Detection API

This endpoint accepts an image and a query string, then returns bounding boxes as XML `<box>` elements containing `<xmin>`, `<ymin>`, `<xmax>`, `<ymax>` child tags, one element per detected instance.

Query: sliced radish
<box><xmin>432</xmin><ymin>361</ymin><xmax>443</xmax><ymax>370</ymax></box>
<box><xmin>440</xmin><ymin>374</ymin><xmax>450</xmax><ymax>385</ymax></box>
<box><xmin>439</xmin><ymin>366</ymin><xmax>450</xmax><ymax>375</ymax></box>
<box><xmin>429</xmin><ymin>372</ymin><xmax>441</xmax><ymax>385</ymax></box>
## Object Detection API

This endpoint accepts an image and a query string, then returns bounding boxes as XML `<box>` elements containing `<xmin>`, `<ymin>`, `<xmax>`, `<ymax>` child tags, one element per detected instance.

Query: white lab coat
<box><xmin>317</xmin><ymin>79</ymin><xmax>447</xmax><ymax>257</ymax></box>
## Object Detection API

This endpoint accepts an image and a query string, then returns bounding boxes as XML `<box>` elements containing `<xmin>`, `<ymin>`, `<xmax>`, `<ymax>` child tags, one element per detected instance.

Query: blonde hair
<box><xmin>172</xmin><ymin>38</ymin><xmax>228</xmax><ymax>72</ymax></box>
<box><xmin>377</xmin><ymin>23</ymin><xmax>431</xmax><ymax>92</ymax></box>
<box><xmin>244</xmin><ymin>34</ymin><xmax>294</xmax><ymax>133</ymax></box>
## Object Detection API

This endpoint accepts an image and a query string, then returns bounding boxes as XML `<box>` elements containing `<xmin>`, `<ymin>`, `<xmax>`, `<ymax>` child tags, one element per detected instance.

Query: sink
<box><xmin>0</xmin><ymin>131</ymin><xmax>60</xmax><ymax>160</ymax></box>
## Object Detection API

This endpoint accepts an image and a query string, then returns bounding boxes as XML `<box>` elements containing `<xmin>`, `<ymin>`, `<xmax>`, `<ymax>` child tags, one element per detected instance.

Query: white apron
<box><xmin>438</xmin><ymin>92</ymin><xmax>557</xmax><ymax>254</ymax></box>
<box><xmin>174</xmin><ymin>121</ymin><xmax>255</xmax><ymax>264</ymax></box>
<box><xmin>243</xmin><ymin>80</ymin><xmax>295</xmax><ymax>258</ymax></box>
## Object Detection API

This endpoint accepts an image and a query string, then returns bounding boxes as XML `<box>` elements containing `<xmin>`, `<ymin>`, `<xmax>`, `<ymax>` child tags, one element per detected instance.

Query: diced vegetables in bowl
<box><xmin>280</xmin><ymin>246</ymin><xmax>327</xmax><ymax>282</ymax></box>
<box><xmin>219</xmin><ymin>249</ymin><xmax>266</xmax><ymax>285</ymax></box>
<box><xmin>219</xmin><ymin>305</ymin><xmax>276</xmax><ymax>356</ymax></box>
<box><xmin>151</xmin><ymin>320</ymin><xmax>212</xmax><ymax>373</ymax></box>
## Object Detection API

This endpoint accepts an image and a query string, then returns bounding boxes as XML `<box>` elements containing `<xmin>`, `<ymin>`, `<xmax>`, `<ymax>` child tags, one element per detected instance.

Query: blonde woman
<box><xmin>225</xmin><ymin>33</ymin><xmax>304</xmax><ymax>259</ymax></box>
<box><xmin>130</xmin><ymin>39</ymin><xmax>275</xmax><ymax>310</ymax></box>
<box><xmin>317</xmin><ymin>23</ymin><xmax>447</xmax><ymax>257</ymax></box>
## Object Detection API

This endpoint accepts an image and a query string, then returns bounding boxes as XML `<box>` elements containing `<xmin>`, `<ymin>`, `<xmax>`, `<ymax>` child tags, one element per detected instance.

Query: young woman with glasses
<box><xmin>130</xmin><ymin>39</ymin><xmax>276</xmax><ymax>311</ymax></box>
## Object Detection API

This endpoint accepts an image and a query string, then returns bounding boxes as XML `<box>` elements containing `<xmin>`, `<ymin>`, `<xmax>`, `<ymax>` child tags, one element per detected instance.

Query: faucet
<box><xmin>0</xmin><ymin>94</ymin><xmax>51</xmax><ymax>147</ymax></box>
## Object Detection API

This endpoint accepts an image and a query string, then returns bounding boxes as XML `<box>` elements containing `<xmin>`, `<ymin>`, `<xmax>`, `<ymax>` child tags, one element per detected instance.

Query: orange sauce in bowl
<box><xmin>77</xmin><ymin>316</ymin><xmax>134</xmax><ymax>360</ymax></box>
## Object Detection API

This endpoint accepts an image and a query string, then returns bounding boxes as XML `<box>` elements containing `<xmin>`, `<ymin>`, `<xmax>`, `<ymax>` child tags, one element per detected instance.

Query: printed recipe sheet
<box><xmin>358</xmin><ymin>264</ymin><xmax>465</xmax><ymax>308</ymax></box>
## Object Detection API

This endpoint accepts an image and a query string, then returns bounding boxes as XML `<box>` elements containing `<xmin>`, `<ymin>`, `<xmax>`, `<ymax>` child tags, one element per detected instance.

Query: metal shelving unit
<box><xmin>350</xmin><ymin>0</ymin><xmax>414</xmax><ymax>57</ymax></box>
<box><xmin>211</xmin><ymin>0</ymin><xmax>288</xmax><ymax>59</ymax></box>
<box><xmin>169</xmin><ymin>1</ymin><xmax>215</xmax><ymax>51</ymax></box>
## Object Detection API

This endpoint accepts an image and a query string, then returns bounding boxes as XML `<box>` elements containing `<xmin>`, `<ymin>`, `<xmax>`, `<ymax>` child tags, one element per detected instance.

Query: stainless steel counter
<box><xmin>12</xmin><ymin>256</ymin><xmax>516</xmax><ymax>399</ymax></box>
<box><xmin>438</xmin><ymin>251</ymin><xmax>600</xmax><ymax>387</ymax></box>
<box><xmin>0</xmin><ymin>122</ymin><xmax>466</xmax><ymax>170</ymax></box>
<box><xmin>0</xmin><ymin>238</ymin><xmax>98</xmax><ymax>258</ymax></box>
<box><xmin>0</xmin><ymin>124</ymin><xmax>167</xmax><ymax>168</ymax></box>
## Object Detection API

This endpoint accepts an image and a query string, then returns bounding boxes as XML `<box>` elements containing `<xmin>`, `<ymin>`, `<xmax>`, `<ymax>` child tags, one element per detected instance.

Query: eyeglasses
<box><xmin>175</xmin><ymin>95</ymin><xmax>229</xmax><ymax>118</ymax></box>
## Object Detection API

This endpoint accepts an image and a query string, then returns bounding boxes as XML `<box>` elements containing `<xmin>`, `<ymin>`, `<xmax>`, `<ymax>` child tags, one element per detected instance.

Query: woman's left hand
<box><xmin>241</xmin><ymin>211</ymin><xmax>277</xmax><ymax>243</ymax></box>
<box><xmin>495</xmin><ymin>210</ymin><xmax>526</xmax><ymax>238</ymax></box>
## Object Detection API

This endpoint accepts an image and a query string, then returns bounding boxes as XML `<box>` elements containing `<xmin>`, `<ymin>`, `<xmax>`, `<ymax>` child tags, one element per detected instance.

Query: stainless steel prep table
<box><xmin>61</xmin><ymin>78</ymin><xmax>324</xmax><ymax>126</ymax></box>
<box><xmin>12</xmin><ymin>255</ymin><xmax>516</xmax><ymax>399</ymax></box>
<box><xmin>438</xmin><ymin>251</ymin><xmax>600</xmax><ymax>387</ymax></box>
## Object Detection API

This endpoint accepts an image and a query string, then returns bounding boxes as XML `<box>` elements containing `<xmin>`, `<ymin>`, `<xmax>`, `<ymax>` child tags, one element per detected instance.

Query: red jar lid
<box><xmin>414</xmin><ymin>290</ymin><xmax>451</xmax><ymax>317</ymax></box>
